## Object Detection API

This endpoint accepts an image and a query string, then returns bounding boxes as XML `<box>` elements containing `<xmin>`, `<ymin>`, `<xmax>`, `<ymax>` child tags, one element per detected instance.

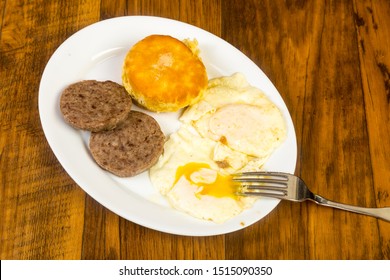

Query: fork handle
<box><xmin>311</xmin><ymin>195</ymin><xmax>390</xmax><ymax>222</ymax></box>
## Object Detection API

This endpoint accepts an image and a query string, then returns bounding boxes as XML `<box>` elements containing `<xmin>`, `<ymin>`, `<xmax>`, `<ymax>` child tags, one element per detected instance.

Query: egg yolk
<box><xmin>174</xmin><ymin>162</ymin><xmax>238</xmax><ymax>199</ymax></box>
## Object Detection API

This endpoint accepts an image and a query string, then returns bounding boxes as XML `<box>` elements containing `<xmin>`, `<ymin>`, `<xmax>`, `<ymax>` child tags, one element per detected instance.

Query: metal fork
<box><xmin>233</xmin><ymin>171</ymin><xmax>390</xmax><ymax>222</ymax></box>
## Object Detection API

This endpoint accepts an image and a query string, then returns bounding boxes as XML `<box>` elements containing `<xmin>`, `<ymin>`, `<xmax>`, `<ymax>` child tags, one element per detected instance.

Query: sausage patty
<box><xmin>60</xmin><ymin>80</ymin><xmax>132</xmax><ymax>132</ymax></box>
<box><xmin>89</xmin><ymin>111</ymin><xmax>165</xmax><ymax>177</ymax></box>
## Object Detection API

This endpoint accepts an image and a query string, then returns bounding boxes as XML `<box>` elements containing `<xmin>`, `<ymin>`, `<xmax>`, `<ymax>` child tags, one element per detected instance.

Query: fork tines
<box><xmin>233</xmin><ymin>171</ymin><xmax>289</xmax><ymax>197</ymax></box>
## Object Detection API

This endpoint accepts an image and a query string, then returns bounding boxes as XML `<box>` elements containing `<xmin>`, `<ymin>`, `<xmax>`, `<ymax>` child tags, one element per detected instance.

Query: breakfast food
<box><xmin>60</xmin><ymin>80</ymin><xmax>132</xmax><ymax>132</ymax></box>
<box><xmin>122</xmin><ymin>34</ymin><xmax>208</xmax><ymax>112</ymax></box>
<box><xmin>150</xmin><ymin>126</ymin><xmax>257</xmax><ymax>223</ymax></box>
<box><xmin>90</xmin><ymin>111</ymin><xmax>165</xmax><ymax>177</ymax></box>
<box><xmin>181</xmin><ymin>73</ymin><xmax>287</xmax><ymax>162</ymax></box>
<box><xmin>150</xmin><ymin>73</ymin><xmax>287</xmax><ymax>223</ymax></box>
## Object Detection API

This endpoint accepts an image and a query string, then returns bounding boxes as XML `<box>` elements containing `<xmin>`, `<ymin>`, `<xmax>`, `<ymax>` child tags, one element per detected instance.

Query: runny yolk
<box><xmin>174</xmin><ymin>162</ymin><xmax>237</xmax><ymax>200</ymax></box>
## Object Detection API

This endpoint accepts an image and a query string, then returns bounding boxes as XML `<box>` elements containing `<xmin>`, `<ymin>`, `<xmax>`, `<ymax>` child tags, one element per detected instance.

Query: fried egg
<box><xmin>180</xmin><ymin>73</ymin><xmax>286</xmax><ymax>160</ymax></box>
<box><xmin>150</xmin><ymin>126</ymin><xmax>256</xmax><ymax>223</ymax></box>
<box><xmin>150</xmin><ymin>73</ymin><xmax>286</xmax><ymax>223</ymax></box>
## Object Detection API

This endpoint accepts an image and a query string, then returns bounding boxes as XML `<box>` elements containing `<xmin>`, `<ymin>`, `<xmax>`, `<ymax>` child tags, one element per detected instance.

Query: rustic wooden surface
<box><xmin>1</xmin><ymin>0</ymin><xmax>389</xmax><ymax>260</ymax></box>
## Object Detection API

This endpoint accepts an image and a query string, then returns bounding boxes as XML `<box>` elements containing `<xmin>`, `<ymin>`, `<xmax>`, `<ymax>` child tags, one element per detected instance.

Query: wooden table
<box><xmin>1</xmin><ymin>0</ymin><xmax>389</xmax><ymax>260</ymax></box>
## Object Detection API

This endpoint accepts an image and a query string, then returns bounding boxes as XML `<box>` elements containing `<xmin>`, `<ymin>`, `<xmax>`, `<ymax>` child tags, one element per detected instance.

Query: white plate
<box><xmin>39</xmin><ymin>16</ymin><xmax>297</xmax><ymax>236</ymax></box>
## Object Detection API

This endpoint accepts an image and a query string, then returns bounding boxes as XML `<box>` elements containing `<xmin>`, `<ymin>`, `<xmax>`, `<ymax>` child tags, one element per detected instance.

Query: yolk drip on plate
<box><xmin>174</xmin><ymin>162</ymin><xmax>237</xmax><ymax>200</ymax></box>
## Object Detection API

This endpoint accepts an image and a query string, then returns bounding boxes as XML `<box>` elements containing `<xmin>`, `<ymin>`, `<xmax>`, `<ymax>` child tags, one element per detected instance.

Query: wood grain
<box><xmin>0</xmin><ymin>0</ymin><xmax>100</xmax><ymax>260</ymax></box>
<box><xmin>1</xmin><ymin>0</ymin><xmax>389</xmax><ymax>260</ymax></box>
<box><xmin>353</xmin><ymin>0</ymin><xmax>390</xmax><ymax>258</ymax></box>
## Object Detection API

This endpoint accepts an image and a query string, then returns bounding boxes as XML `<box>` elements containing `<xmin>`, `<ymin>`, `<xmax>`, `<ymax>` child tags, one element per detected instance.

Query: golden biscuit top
<box><xmin>122</xmin><ymin>35</ymin><xmax>208</xmax><ymax>112</ymax></box>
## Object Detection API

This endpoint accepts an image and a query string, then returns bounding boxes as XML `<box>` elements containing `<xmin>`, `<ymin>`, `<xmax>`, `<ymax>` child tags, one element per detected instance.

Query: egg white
<box><xmin>150</xmin><ymin>73</ymin><xmax>287</xmax><ymax>223</ymax></box>
<box><xmin>180</xmin><ymin>73</ymin><xmax>287</xmax><ymax>160</ymax></box>
<box><xmin>149</xmin><ymin>126</ymin><xmax>256</xmax><ymax>223</ymax></box>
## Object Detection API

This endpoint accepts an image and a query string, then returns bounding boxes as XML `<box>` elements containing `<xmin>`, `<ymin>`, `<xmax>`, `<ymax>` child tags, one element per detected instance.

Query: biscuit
<box><xmin>89</xmin><ymin>111</ymin><xmax>165</xmax><ymax>177</ymax></box>
<box><xmin>122</xmin><ymin>35</ymin><xmax>208</xmax><ymax>112</ymax></box>
<box><xmin>60</xmin><ymin>80</ymin><xmax>132</xmax><ymax>132</ymax></box>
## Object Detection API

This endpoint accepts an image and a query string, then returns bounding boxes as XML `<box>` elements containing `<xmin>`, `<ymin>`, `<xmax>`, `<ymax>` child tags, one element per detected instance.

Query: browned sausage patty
<box><xmin>89</xmin><ymin>111</ymin><xmax>165</xmax><ymax>177</ymax></box>
<box><xmin>60</xmin><ymin>80</ymin><xmax>132</xmax><ymax>132</ymax></box>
